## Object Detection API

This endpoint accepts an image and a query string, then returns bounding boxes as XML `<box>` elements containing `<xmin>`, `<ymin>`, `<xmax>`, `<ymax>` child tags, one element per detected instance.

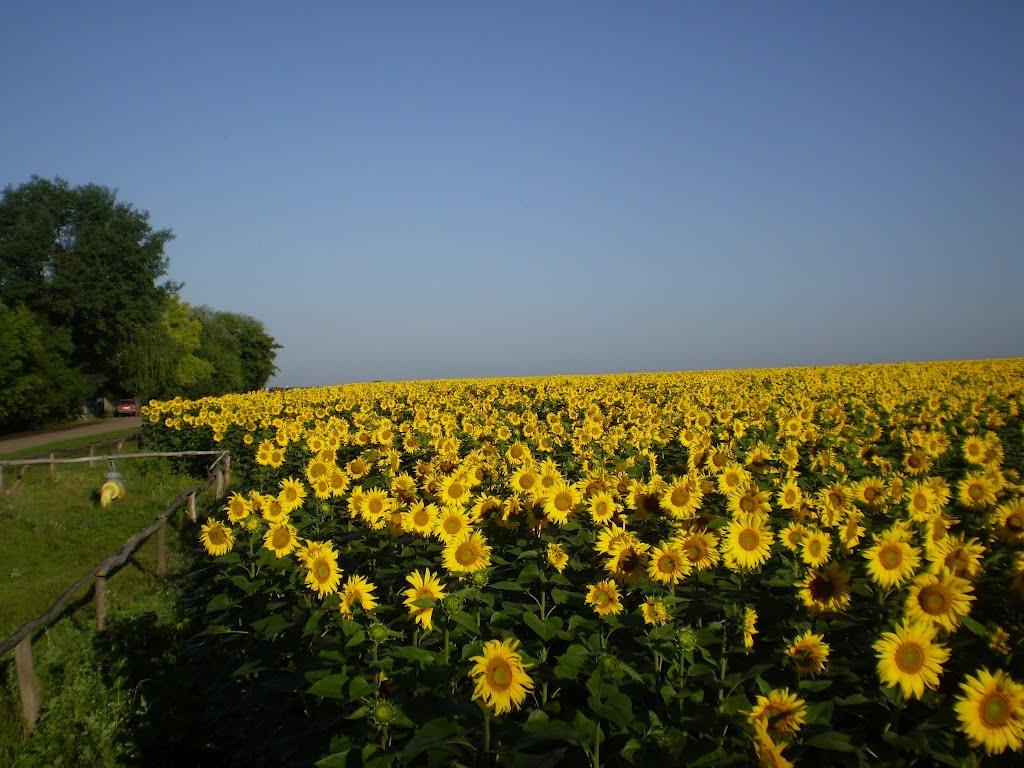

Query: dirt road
<box><xmin>0</xmin><ymin>418</ymin><xmax>142</xmax><ymax>456</ymax></box>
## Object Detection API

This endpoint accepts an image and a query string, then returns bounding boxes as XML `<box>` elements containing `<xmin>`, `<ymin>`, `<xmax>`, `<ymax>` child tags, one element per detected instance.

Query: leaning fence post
<box><xmin>49</xmin><ymin>452</ymin><xmax>56</xmax><ymax>479</ymax></box>
<box><xmin>223</xmin><ymin>453</ymin><xmax>232</xmax><ymax>488</ymax></box>
<box><xmin>15</xmin><ymin>637</ymin><xmax>42</xmax><ymax>732</ymax></box>
<box><xmin>95</xmin><ymin>571</ymin><xmax>108</xmax><ymax>632</ymax></box>
<box><xmin>215</xmin><ymin>467</ymin><xmax>224</xmax><ymax>500</ymax></box>
<box><xmin>187</xmin><ymin>490</ymin><xmax>197</xmax><ymax>522</ymax></box>
<box><xmin>156</xmin><ymin>520</ymin><xmax>167</xmax><ymax>578</ymax></box>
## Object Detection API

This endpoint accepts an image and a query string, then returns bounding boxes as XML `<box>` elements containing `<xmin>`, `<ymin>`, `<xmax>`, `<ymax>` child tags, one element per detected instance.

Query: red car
<box><xmin>115</xmin><ymin>398</ymin><xmax>139</xmax><ymax>417</ymax></box>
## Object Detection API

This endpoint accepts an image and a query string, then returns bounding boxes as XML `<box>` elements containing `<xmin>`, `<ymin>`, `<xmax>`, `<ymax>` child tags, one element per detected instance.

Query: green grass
<box><xmin>0</xmin><ymin>451</ymin><xmax>216</xmax><ymax>765</ymax></box>
<box><xmin>0</xmin><ymin>455</ymin><xmax>195</xmax><ymax>638</ymax></box>
<box><xmin>0</xmin><ymin>425</ymin><xmax>141</xmax><ymax>460</ymax></box>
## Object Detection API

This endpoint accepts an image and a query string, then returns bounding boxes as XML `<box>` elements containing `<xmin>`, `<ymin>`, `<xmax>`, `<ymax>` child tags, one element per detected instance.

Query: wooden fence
<box><xmin>0</xmin><ymin>449</ymin><xmax>231</xmax><ymax>732</ymax></box>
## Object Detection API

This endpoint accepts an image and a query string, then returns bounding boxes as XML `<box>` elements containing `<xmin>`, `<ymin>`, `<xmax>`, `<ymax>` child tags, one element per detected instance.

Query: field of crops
<box><xmin>143</xmin><ymin>360</ymin><xmax>1024</xmax><ymax>767</ymax></box>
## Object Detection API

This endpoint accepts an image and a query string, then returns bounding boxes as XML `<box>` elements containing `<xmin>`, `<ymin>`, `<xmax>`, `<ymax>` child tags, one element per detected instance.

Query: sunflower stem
<box><xmin>483</xmin><ymin>709</ymin><xmax>491</xmax><ymax>755</ymax></box>
<box><xmin>444</xmin><ymin>628</ymin><xmax>450</xmax><ymax>665</ymax></box>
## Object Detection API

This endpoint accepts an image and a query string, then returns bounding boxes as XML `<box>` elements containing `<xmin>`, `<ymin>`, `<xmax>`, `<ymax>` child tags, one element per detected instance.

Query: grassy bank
<box><xmin>0</xmin><ymin>425</ymin><xmax>140</xmax><ymax>460</ymax></box>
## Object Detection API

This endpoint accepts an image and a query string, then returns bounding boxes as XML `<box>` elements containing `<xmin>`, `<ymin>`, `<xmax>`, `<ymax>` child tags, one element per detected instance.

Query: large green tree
<box><xmin>0</xmin><ymin>176</ymin><xmax>176</xmax><ymax>389</ymax></box>
<box><xmin>186</xmin><ymin>308</ymin><xmax>279</xmax><ymax>397</ymax></box>
<box><xmin>0</xmin><ymin>303</ymin><xmax>89</xmax><ymax>431</ymax></box>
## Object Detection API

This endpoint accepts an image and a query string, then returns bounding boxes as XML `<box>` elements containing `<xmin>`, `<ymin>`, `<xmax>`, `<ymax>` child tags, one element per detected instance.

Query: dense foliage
<box><xmin>0</xmin><ymin>177</ymin><xmax>279</xmax><ymax>432</ymax></box>
<box><xmin>144</xmin><ymin>360</ymin><xmax>1024</xmax><ymax>767</ymax></box>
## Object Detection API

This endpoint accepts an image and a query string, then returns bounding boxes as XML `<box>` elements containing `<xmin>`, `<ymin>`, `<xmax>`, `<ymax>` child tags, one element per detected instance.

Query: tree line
<box><xmin>0</xmin><ymin>176</ymin><xmax>280</xmax><ymax>433</ymax></box>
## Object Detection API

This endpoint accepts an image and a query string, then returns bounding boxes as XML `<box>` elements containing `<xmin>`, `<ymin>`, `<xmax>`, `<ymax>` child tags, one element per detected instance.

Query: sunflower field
<box><xmin>142</xmin><ymin>360</ymin><xmax>1024</xmax><ymax>767</ymax></box>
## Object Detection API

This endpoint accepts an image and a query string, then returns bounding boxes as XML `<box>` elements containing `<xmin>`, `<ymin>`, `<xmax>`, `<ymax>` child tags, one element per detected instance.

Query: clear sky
<box><xmin>2</xmin><ymin>2</ymin><xmax>1022</xmax><ymax>386</ymax></box>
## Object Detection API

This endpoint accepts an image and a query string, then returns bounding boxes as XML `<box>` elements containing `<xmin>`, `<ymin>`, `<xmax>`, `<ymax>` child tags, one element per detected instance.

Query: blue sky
<box><xmin>2</xmin><ymin>2</ymin><xmax>1022</xmax><ymax>385</ymax></box>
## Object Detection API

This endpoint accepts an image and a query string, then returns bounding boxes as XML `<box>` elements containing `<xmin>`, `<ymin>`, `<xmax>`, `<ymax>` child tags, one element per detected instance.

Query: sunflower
<box><xmin>838</xmin><ymin>510</ymin><xmax>865</xmax><ymax>551</ymax></box>
<box><xmin>224</xmin><ymin>492</ymin><xmax>251</xmax><ymax>523</ymax></box>
<box><xmin>304</xmin><ymin>547</ymin><xmax>342</xmax><ymax>598</ymax></box>
<box><xmin>468</xmin><ymin>638</ymin><xmax>535</xmax><ymax>715</ymax></box>
<box><xmin>864</xmin><ymin>530</ymin><xmax>921</xmax><ymax>588</ymax></box>
<box><xmin>403</xmin><ymin>568</ymin><xmax>446</xmax><ymax>631</ymax></box>
<box><xmin>640</xmin><ymin>597</ymin><xmax>670</xmax><ymax>626</ymax></box>
<box><xmin>777</xmin><ymin>478</ymin><xmax>803</xmax><ymax>511</ymax></box>
<box><xmin>546</xmin><ymin>542</ymin><xmax>569</xmax><ymax>572</ymax></box>
<box><xmin>958</xmin><ymin>472</ymin><xmax>998</xmax><ymax>509</ymax></box>
<box><xmin>340</xmin><ymin>575</ymin><xmax>378</xmax><ymax>618</ymax></box>
<box><xmin>305</xmin><ymin>456</ymin><xmax>332</xmax><ymax>484</ymax></box>
<box><xmin>798</xmin><ymin>563</ymin><xmax>852</xmax><ymax>613</ymax></box>
<box><xmin>360</xmin><ymin>489</ymin><xmax>395</xmax><ymax>527</ymax></box>
<box><xmin>819</xmin><ymin>483</ymin><xmax>851</xmax><ymax>524</ymax></box>
<box><xmin>200</xmin><ymin>520</ymin><xmax>233</xmax><ymax>556</ymax></box>
<box><xmin>905</xmin><ymin>569</ymin><xmax>975</xmax><ymax>631</ymax></box>
<box><xmin>927</xmin><ymin>534</ymin><xmax>985</xmax><ymax>580</ymax></box>
<box><xmin>605</xmin><ymin>540</ymin><xmax>650</xmax><ymax>584</ymax></box>
<box><xmin>588</xmin><ymin>491</ymin><xmax>620</xmax><ymax>525</ymax></box>
<box><xmin>955</xmin><ymin>668</ymin><xmax>1024</xmax><ymax>755</ymax></box>
<box><xmin>438</xmin><ymin>473</ymin><xmax>471</xmax><ymax>508</ymax></box>
<box><xmin>855</xmin><ymin>476</ymin><xmax>887</xmax><ymax>506</ymax></box>
<box><xmin>874</xmin><ymin>620</ymin><xmax>949</xmax><ymax>699</ymax></box>
<box><xmin>255</xmin><ymin>439</ymin><xmax>275</xmax><ymax>466</ymax></box>
<box><xmin>263</xmin><ymin>521</ymin><xmax>298</xmax><ymax>558</ymax></box>
<box><xmin>800</xmin><ymin>529</ymin><xmax>831</xmax><ymax>568</ymax></box>
<box><xmin>905</xmin><ymin>481</ymin><xmax>938</xmax><ymax>521</ymax></box>
<box><xmin>647</xmin><ymin>542</ymin><xmax>690</xmax><ymax>585</ymax></box>
<box><xmin>278</xmin><ymin>477</ymin><xmax>307</xmax><ymax>514</ymax></box>
<box><xmin>544</xmin><ymin>480</ymin><xmax>581</xmax><ymax>525</ymax></box>
<box><xmin>962</xmin><ymin>436</ymin><xmax>988</xmax><ymax>465</ymax></box>
<box><xmin>259</xmin><ymin>494</ymin><xmax>287</xmax><ymax>523</ymax></box>
<box><xmin>673</xmin><ymin>528</ymin><xmax>720</xmax><ymax>571</ymax></box>
<box><xmin>717</xmin><ymin>463</ymin><xmax>751</xmax><ymax>496</ymax></box>
<box><xmin>723</xmin><ymin>513</ymin><xmax>774</xmax><ymax>570</ymax></box>
<box><xmin>402</xmin><ymin>501</ymin><xmax>438</xmax><ymax>537</ymax></box>
<box><xmin>787</xmin><ymin>630</ymin><xmax>830</xmax><ymax>677</ymax></box>
<box><xmin>594</xmin><ymin>523</ymin><xmax>634</xmax><ymax>556</ymax></box>
<box><xmin>993</xmin><ymin>498</ymin><xmax>1024</xmax><ymax>544</ymax></box>
<box><xmin>743</xmin><ymin>607</ymin><xmax>758</xmax><ymax>649</ymax></box>
<box><xmin>661</xmin><ymin>476</ymin><xmax>703</xmax><ymax>519</ymax></box>
<box><xmin>746</xmin><ymin>688</ymin><xmax>807</xmax><ymax>741</ymax></box>
<box><xmin>433</xmin><ymin>508</ymin><xmax>472</xmax><ymax>543</ymax></box>
<box><xmin>442</xmin><ymin>531</ymin><xmax>492</xmax><ymax>574</ymax></box>
<box><xmin>780</xmin><ymin>522</ymin><xmax>808</xmax><ymax>553</ymax></box>
<box><xmin>585</xmin><ymin>579</ymin><xmax>623</xmax><ymax>618</ymax></box>
<box><xmin>729</xmin><ymin>483</ymin><xmax>772</xmax><ymax>517</ymax></box>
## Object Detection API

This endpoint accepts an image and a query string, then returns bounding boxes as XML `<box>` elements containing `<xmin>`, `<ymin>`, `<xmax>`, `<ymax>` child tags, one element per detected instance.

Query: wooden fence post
<box><xmin>49</xmin><ymin>452</ymin><xmax>55</xmax><ymax>479</ymax></box>
<box><xmin>95</xmin><ymin>572</ymin><xmax>108</xmax><ymax>632</ymax></box>
<box><xmin>224</xmin><ymin>453</ymin><xmax>232</xmax><ymax>488</ymax></box>
<box><xmin>0</xmin><ymin>464</ymin><xmax>5</xmax><ymax>493</ymax></box>
<box><xmin>15</xmin><ymin>637</ymin><xmax>42</xmax><ymax>732</ymax></box>
<box><xmin>156</xmin><ymin>521</ymin><xmax>167</xmax><ymax>578</ymax></box>
<box><xmin>187</xmin><ymin>490</ymin><xmax>197</xmax><ymax>522</ymax></box>
<box><xmin>116</xmin><ymin>439</ymin><xmax>124</xmax><ymax>454</ymax></box>
<box><xmin>215</xmin><ymin>468</ymin><xmax>224</xmax><ymax>500</ymax></box>
<box><xmin>89</xmin><ymin>446</ymin><xmax>96</xmax><ymax>468</ymax></box>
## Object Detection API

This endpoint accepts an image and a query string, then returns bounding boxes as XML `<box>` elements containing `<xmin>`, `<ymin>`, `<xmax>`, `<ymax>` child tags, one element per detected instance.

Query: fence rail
<box><xmin>0</xmin><ymin>449</ymin><xmax>230</xmax><ymax>732</ymax></box>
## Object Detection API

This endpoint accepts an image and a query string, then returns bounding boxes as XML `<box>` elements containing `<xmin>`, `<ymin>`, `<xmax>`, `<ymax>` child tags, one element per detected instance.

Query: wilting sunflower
<box><xmin>585</xmin><ymin>579</ymin><xmax>623</xmax><ymax>618</ymax></box>
<box><xmin>402</xmin><ymin>501</ymin><xmax>439</xmax><ymax>537</ymax></box>
<box><xmin>647</xmin><ymin>542</ymin><xmax>690</xmax><ymax>585</ymax></box>
<box><xmin>800</xmin><ymin>529</ymin><xmax>831</xmax><ymax>568</ymax></box>
<box><xmin>673</xmin><ymin>528</ymin><xmax>720</xmax><ymax>571</ymax></box>
<box><xmin>304</xmin><ymin>545</ymin><xmax>342</xmax><ymax>598</ymax></box>
<box><xmin>224</xmin><ymin>492</ymin><xmax>251</xmax><ymax>523</ymax></box>
<box><xmin>544</xmin><ymin>480</ymin><xmax>581</xmax><ymax>525</ymax></box>
<box><xmin>339</xmin><ymin>575</ymin><xmax>378</xmax><ymax>618</ymax></box>
<box><xmin>546</xmin><ymin>542</ymin><xmax>569</xmax><ymax>572</ymax></box>
<box><xmin>403</xmin><ymin>568</ymin><xmax>446</xmax><ymax>631</ymax></box>
<box><xmin>798</xmin><ymin>563</ymin><xmax>852</xmax><ymax>613</ymax></box>
<box><xmin>468</xmin><ymin>638</ymin><xmax>535</xmax><ymax>715</ymax></box>
<box><xmin>954</xmin><ymin>668</ymin><xmax>1024</xmax><ymax>755</ymax></box>
<box><xmin>787</xmin><ymin>630</ymin><xmax>830</xmax><ymax>677</ymax></box>
<box><xmin>874</xmin><ymin>620</ymin><xmax>949</xmax><ymax>699</ymax></box>
<box><xmin>723</xmin><ymin>513</ymin><xmax>774</xmax><ymax>570</ymax></box>
<box><xmin>746</xmin><ymin>688</ymin><xmax>807</xmax><ymax>741</ymax></box>
<box><xmin>200</xmin><ymin>520</ymin><xmax>233</xmax><ymax>556</ymax></box>
<box><xmin>263</xmin><ymin>521</ymin><xmax>298</xmax><ymax>558</ymax></box>
<box><xmin>442</xmin><ymin>531</ymin><xmax>492</xmax><ymax>574</ymax></box>
<box><xmin>864</xmin><ymin>530</ymin><xmax>921</xmax><ymax>588</ymax></box>
<box><xmin>905</xmin><ymin>569</ymin><xmax>975</xmax><ymax>631</ymax></box>
<box><xmin>278</xmin><ymin>477</ymin><xmax>307</xmax><ymax>514</ymax></box>
<box><xmin>640</xmin><ymin>597</ymin><xmax>670</xmax><ymax>626</ymax></box>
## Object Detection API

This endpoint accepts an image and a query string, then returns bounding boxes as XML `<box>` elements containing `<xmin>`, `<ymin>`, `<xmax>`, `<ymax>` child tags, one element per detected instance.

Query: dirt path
<box><xmin>0</xmin><ymin>418</ymin><xmax>141</xmax><ymax>455</ymax></box>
